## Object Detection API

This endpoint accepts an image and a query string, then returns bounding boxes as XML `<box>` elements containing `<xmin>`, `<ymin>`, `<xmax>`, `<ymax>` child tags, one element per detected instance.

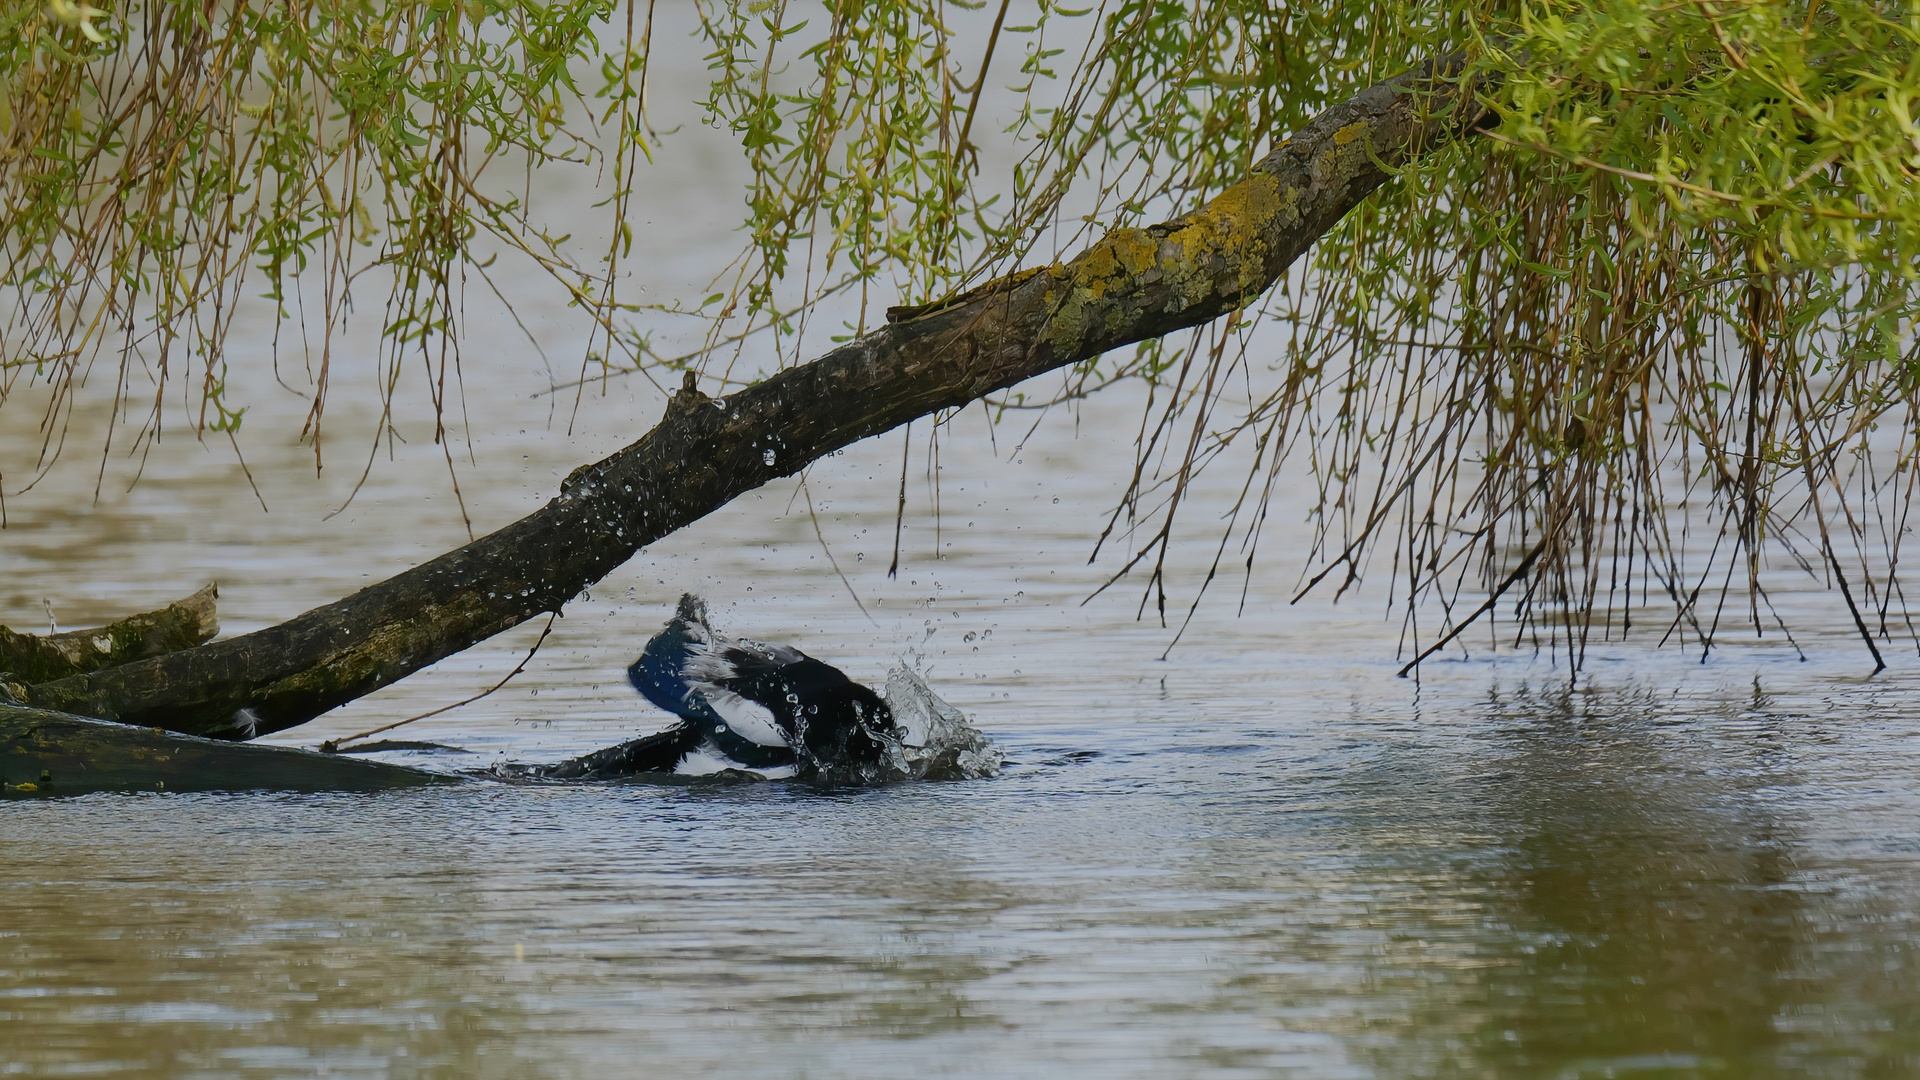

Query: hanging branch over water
<box><xmin>20</xmin><ymin>58</ymin><xmax>1488</xmax><ymax>740</ymax></box>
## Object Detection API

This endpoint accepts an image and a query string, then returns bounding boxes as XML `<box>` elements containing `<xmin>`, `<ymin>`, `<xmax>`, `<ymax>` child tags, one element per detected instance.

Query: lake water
<box><xmin>7</xmin><ymin>366</ymin><xmax>1920</xmax><ymax>1076</ymax></box>
<box><xmin>6</xmin><ymin>20</ymin><xmax>1920</xmax><ymax>1077</ymax></box>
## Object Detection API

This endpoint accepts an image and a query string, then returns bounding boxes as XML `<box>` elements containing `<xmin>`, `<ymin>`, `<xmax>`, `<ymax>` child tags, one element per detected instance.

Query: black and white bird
<box><xmin>543</xmin><ymin>595</ymin><xmax>900</xmax><ymax>782</ymax></box>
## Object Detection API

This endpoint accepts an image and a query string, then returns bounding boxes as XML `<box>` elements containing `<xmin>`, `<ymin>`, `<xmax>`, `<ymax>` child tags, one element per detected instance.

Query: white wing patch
<box><xmin>681</xmin><ymin>638</ymin><xmax>738</xmax><ymax>684</ymax></box>
<box><xmin>698</xmin><ymin>687</ymin><xmax>789</xmax><ymax>747</ymax></box>
<box><xmin>675</xmin><ymin>743</ymin><xmax>798</xmax><ymax>780</ymax></box>
<box><xmin>674</xmin><ymin>747</ymin><xmax>736</xmax><ymax>776</ymax></box>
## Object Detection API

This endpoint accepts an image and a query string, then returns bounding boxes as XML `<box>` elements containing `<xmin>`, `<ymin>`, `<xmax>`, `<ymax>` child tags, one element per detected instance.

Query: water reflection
<box><xmin>3</xmin><ymin>677</ymin><xmax>1920</xmax><ymax>1077</ymax></box>
<box><xmin>1406</xmin><ymin>685</ymin><xmax>1914</xmax><ymax>1076</ymax></box>
<box><xmin>1121</xmin><ymin>680</ymin><xmax>1920</xmax><ymax>1078</ymax></box>
<box><xmin>0</xmin><ymin>792</ymin><xmax>562</xmax><ymax>1079</ymax></box>
<box><xmin>1466</xmin><ymin>686</ymin><xmax>1805</xmax><ymax>1074</ymax></box>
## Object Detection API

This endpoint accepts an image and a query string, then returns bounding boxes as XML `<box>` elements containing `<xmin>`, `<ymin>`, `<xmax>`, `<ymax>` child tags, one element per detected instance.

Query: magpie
<box><xmin>543</xmin><ymin>594</ymin><xmax>901</xmax><ymax>782</ymax></box>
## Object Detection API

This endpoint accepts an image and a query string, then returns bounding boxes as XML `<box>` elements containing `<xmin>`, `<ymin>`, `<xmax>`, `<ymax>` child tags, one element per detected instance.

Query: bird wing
<box><xmin>683</xmin><ymin>638</ymin><xmax>811</xmax><ymax>714</ymax></box>
<box><xmin>698</xmin><ymin>686</ymin><xmax>791</xmax><ymax>748</ymax></box>
<box><xmin>629</xmin><ymin>601</ymin><xmax>806</xmax><ymax>722</ymax></box>
<box><xmin>734</xmin><ymin>636</ymin><xmax>807</xmax><ymax>665</ymax></box>
<box><xmin>683</xmin><ymin>637</ymin><xmax>805</xmax><ymax>682</ymax></box>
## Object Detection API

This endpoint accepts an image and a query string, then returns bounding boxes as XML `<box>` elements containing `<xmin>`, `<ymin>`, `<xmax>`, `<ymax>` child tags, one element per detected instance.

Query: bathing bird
<box><xmin>548</xmin><ymin>594</ymin><xmax>900</xmax><ymax>781</ymax></box>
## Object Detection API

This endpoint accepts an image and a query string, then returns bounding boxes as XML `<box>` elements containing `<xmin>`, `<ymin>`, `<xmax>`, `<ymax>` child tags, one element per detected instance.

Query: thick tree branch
<box><xmin>0</xmin><ymin>585</ymin><xmax>218</xmax><ymax>689</ymax></box>
<box><xmin>22</xmin><ymin>58</ymin><xmax>1488</xmax><ymax>740</ymax></box>
<box><xmin>0</xmin><ymin>703</ymin><xmax>452</xmax><ymax>797</ymax></box>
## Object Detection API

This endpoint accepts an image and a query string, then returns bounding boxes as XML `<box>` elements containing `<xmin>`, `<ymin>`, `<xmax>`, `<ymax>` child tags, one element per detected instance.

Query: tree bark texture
<box><xmin>0</xmin><ymin>585</ymin><xmax>218</xmax><ymax>689</ymax></box>
<box><xmin>21</xmin><ymin>58</ymin><xmax>1487</xmax><ymax>740</ymax></box>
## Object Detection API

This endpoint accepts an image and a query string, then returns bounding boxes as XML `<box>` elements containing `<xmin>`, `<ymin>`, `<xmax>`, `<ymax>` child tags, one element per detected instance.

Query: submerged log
<box><xmin>0</xmin><ymin>702</ymin><xmax>456</xmax><ymax>797</ymax></box>
<box><xmin>0</xmin><ymin>585</ymin><xmax>218</xmax><ymax>688</ymax></box>
<box><xmin>21</xmin><ymin>58</ymin><xmax>1488</xmax><ymax>741</ymax></box>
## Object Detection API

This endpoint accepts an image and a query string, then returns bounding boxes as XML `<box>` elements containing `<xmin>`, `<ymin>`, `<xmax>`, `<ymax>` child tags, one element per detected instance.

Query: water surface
<box><xmin>6</xmin><ymin>384</ymin><xmax>1920</xmax><ymax>1077</ymax></box>
<box><xmin>4</xmin><ymin>30</ymin><xmax>1920</xmax><ymax>1075</ymax></box>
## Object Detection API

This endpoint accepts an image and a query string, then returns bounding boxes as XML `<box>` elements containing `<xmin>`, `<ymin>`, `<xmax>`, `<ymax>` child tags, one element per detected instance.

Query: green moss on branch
<box><xmin>21</xmin><ymin>58</ymin><xmax>1486</xmax><ymax>740</ymax></box>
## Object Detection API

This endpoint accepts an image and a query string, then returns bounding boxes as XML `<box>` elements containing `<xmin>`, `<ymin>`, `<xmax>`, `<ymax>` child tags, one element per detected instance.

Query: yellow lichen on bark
<box><xmin>1332</xmin><ymin>121</ymin><xmax>1369</xmax><ymax>146</ymax></box>
<box><xmin>1043</xmin><ymin>268</ymin><xmax>1095</xmax><ymax>354</ymax></box>
<box><xmin>1313</xmin><ymin>119</ymin><xmax>1376</xmax><ymax>188</ymax></box>
<box><xmin>1072</xmin><ymin>227</ymin><xmax>1161</xmax><ymax>301</ymax></box>
<box><xmin>1160</xmin><ymin>171</ymin><xmax>1293</xmax><ymax>300</ymax></box>
<box><xmin>1042</xmin><ymin>170</ymin><xmax>1306</xmax><ymax>354</ymax></box>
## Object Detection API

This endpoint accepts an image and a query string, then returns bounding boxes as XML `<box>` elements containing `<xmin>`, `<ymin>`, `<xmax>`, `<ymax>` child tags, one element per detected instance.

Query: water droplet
<box><xmin>763</xmin><ymin>449</ymin><xmax>776</xmax><ymax>466</ymax></box>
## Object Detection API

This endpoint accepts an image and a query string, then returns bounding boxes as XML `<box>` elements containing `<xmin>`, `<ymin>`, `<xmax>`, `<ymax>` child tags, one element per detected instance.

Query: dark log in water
<box><xmin>0</xmin><ymin>585</ymin><xmax>219</xmax><ymax>689</ymax></box>
<box><xmin>20</xmin><ymin>58</ymin><xmax>1488</xmax><ymax>740</ymax></box>
<box><xmin>0</xmin><ymin>703</ymin><xmax>456</xmax><ymax>798</ymax></box>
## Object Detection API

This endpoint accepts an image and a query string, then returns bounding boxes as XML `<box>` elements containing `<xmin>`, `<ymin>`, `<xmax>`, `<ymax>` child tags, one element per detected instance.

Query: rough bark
<box><xmin>0</xmin><ymin>703</ymin><xmax>455</xmax><ymax>797</ymax></box>
<box><xmin>0</xmin><ymin>585</ymin><xmax>218</xmax><ymax>689</ymax></box>
<box><xmin>22</xmin><ymin>58</ymin><xmax>1487</xmax><ymax>740</ymax></box>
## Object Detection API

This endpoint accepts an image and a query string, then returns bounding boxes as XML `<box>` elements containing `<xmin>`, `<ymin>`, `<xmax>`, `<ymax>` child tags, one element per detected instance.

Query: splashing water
<box><xmin>492</xmin><ymin>665</ymin><xmax>1000</xmax><ymax>787</ymax></box>
<box><xmin>881</xmin><ymin>666</ymin><xmax>1004</xmax><ymax>781</ymax></box>
<box><xmin>795</xmin><ymin>666</ymin><xmax>1003</xmax><ymax>787</ymax></box>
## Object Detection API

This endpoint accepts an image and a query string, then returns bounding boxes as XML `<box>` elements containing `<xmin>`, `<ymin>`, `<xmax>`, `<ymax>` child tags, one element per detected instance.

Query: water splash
<box><xmin>790</xmin><ymin>666</ymin><xmax>1002</xmax><ymax>787</ymax></box>
<box><xmin>881</xmin><ymin>666</ymin><xmax>1003</xmax><ymax>781</ymax></box>
<box><xmin>492</xmin><ymin>666</ymin><xmax>1000</xmax><ymax>787</ymax></box>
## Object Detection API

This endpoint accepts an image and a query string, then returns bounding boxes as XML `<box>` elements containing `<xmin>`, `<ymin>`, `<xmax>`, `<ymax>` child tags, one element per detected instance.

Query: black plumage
<box><xmin>543</xmin><ymin>595</ymin><xmax>899</xmax><ymax>782</ymax></box>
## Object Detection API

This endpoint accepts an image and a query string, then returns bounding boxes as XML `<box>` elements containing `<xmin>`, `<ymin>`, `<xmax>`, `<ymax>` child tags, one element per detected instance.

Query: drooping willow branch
<box><xmin>20</xmin><ymin>58</ymin><xmax>1489</xmax><ymax>739</ymax></box>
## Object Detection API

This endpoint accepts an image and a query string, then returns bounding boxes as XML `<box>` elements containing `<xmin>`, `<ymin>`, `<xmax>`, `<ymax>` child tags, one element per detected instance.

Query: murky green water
<box><xmin>7</xmin><ymin>377</ymin><xmax>1920</xmax><ymax>1076</ymax></box>
<box><xmin>5</xmin><ymin>671</ymin><xmax>1920</xmax><ymax>1077</ymax></box>
<box><xmin>6</xmin><ymin>17</ymin><xmax>1920</xmax><ymax>1074</ymax></box>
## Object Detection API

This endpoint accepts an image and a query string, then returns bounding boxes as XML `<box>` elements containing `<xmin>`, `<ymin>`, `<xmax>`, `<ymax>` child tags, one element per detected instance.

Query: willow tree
<box><xmin>2</xmin><ymin>2</ymin><xmax>1917</xmax><ymax>732</ymax></box>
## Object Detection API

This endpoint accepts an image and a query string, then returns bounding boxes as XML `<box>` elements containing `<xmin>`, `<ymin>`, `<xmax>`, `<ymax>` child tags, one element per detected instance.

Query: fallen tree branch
<box><xmin>23</xmin><ymin>58</ymin><xmax>1489</xmax><ymax>740</ymax></box>
<box><xmin>0</xmin><ymin>585</ymin><xmax>219</xmax><ymax>688</ymax></box>
<box><xmin>0</xmin><ymin>702</ymin><xmax>453</xmax><ymax>797</ymax></box>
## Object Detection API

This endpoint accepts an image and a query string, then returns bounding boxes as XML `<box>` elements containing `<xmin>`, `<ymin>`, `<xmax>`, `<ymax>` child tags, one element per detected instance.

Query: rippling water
<box><xmin>6</xmin><ymin>678</ymin><xmax>1920</xmax><ymax>1077</ymax></box>
<box><xmin>7</xmin><ymin>377</ymin><xmax>1920</xmax><ymax>1076</ymax></box>
<box><xmin>6</xmin><ymin>27</ymin><xmax>1920</xmax><ymax>1075</ymax></box>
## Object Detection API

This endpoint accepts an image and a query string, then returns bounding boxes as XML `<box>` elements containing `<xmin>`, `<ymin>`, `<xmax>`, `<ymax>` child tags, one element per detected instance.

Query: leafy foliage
<box><xmin>1265</xmin><ymin>1</ymin><xmax>1920</xmax><ymax>666</ymax></box>
<box><xmin>1</xmin><ymin>0</ymin><xmax>649</xmax><ymax>502</ymax></box>
<box><xmin>3</xmin><ymin>0</ymin><xmax>1917</xmax><ymax>662</ymax></box>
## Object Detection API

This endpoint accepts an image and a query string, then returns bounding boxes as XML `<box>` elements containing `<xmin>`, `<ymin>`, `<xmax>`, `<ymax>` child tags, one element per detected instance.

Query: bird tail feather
<box><xmin>628</xmin><ymin>593</ymin><xmax>724</xmax><ymax>721</ymax></box>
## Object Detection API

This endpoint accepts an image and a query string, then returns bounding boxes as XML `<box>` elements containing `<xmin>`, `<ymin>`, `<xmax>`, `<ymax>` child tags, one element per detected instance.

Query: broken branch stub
<box><xmin>0</xmin><ymin>585</ymin><xmax>219</xmax><ymax>689</ymax></box>
<box><xmin>22</xmin><ymin>58</ymin><xmax>1487</xmax><ymax>739</ymax></box>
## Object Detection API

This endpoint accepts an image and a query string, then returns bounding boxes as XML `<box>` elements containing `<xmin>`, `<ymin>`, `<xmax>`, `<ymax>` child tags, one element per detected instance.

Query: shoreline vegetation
<box><xmin>6</xmin><ymin>3</ymin><xmax>1918</xmax><ymax>790</ymax></box>
<box><xmin>6</xmin><ymin>61</ymin><xmax>1485</xmax><ymax>785</ymax></box>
